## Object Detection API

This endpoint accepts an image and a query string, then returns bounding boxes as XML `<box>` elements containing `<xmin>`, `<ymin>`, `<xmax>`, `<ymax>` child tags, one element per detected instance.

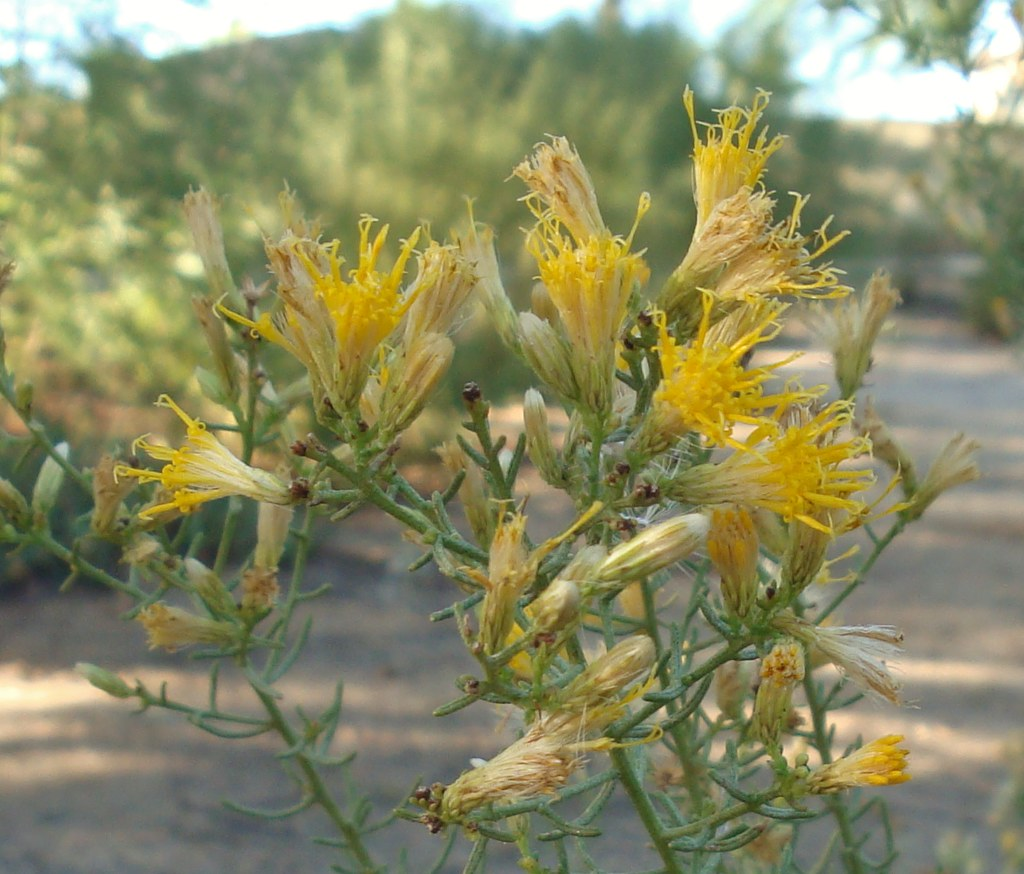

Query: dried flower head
<box><xmin>774</xmin><ymin>613</ymin><xmax>903</xmax><ymax>705</ymax></box>
<box><xmin>814</xmin><ymin>270</ymin><xmax>902</xmax><ymax>398</ymax></box>
<box><xmin>513</xmin><ymin>136</ymin><xmax>606</xmax><ymax>242</ymax></box>
<box><xmin>138</xmin><ymin>602</ymin><xmax>240</xmax><ymax>652</ymax></box>
<box><xmin>905</xmin><ymin>433</ymin><xmax>981</xmax><ymax>521</ymax></box>
<box><xmin>750</xmin><ymin>639</ymin><xmax>804</xmax><ymax>747</ymax></box>
<box><xmin>401</xmin><ymin>240</ymin><xmax>477</xmax><ymax>341</ymax></box>
<box><xmin>439</xmin><ymin>712</ymin><xmax>618</xmax><ymax>822</ymax></box>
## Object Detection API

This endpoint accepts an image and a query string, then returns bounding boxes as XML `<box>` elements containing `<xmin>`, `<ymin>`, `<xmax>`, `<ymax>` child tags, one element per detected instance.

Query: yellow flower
<box><xmin>684</xmin><ymin>87</ymin><xmax>783</xmax><ymax>233</ymax></box>
<box><xmin>225</xmin><ymin>217</ymin><xmax>420</xmax><ymax>419</ymax></box>
<box><xmin>523</xmin><ymin>196</ymin><xmax>650</xmax><ymax>417</ymax></box>
<box><xmin>660</xmin><ymin>91</ymin><xmax>848</xmax><ymax>332</ymax></box>
<box><xmin>808</xmin><ymin>735</ymin><xmax>910</xmax><ymax>793</ymax></box>
<box><xmin>116</xmin><ymin>395</ymin><xmax>293</xmax><ymax>518</ymax></box>
<box><xmin>666</xmin><ymin>401</ymin><xmax>874</xmax><ymax>533</ymax></box>
<box><xmin>642</xmin><ymin>298</ymin><xmax>817</xmax><ymax>451</ymax></box>
<box><xmin>515</xmin><ymin>137</ymin><xmax>650</xmax><ymax>419</ymax></box>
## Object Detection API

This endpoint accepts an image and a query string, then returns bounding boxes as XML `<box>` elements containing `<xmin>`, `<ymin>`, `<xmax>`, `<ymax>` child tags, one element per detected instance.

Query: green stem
<box><xmin>609</xmin><ymin>746</ymin><xmax>683</xmax><ymax>874</ymax></box>
<box><xmin>0</xmin><ymin>371</ymin><xmax>91</xmax><ymax>495</ymax></box>
<box><xmin>317</xmin><ymin>450</ymin><xmax>487</xmax><ymax>564</ymax></box>
<box><xmin>639</xmin><ymin>581</ymin><xmax>707</xmax><ymax>810</ymax></box>
<box><xmin>31</xmin><ymin>529</ymin><xmax>144</xmax><ymax>597</ymax></box>
<box><xmin>253</xmin><ymin>686</ymin><xmax>381</xmax><ymax>873</ymax></box>
<box><xmin>803</xmin><ymin>672</ymin><xmax>866</xmax><ymax>874</ymax></box>
<box><xmin>660</xmin><ymin>799</ymin><xmax>752</xmax><ymax>841</ymax></box>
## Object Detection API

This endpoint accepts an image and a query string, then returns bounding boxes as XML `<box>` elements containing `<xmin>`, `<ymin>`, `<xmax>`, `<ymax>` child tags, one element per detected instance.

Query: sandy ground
<box><xmin>1</xmin><ymin>306</ymin><xmax>1022</xmax><ymax>873</ymax></box>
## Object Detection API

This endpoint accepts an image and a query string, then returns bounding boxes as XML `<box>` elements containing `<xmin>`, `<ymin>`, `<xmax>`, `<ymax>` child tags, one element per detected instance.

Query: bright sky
<box><xmin>6</xmin><ymin>0</ymin><xmax>1018</xmax><ymax>121</ymax></box>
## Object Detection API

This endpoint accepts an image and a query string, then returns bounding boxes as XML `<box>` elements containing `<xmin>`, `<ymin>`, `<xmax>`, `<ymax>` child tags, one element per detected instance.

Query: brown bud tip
<box><xmin>412</xmin><ymin>786</ymin><xmax>432</xmax><ymax>802</ymax></box>
<box><xmin>614</xmin><ymin>461</ymin><xmax>631</xmax><ymax>476</ymax></box>
<box><xmin>637</xmin><ymin>310</ymin><xmax>653</xmax><ymax>327</ymax></box>
<box><xmin>290</xmin><ymin>440</ymin><xmax>309</xmax><ymax>457</ymax></box>
<box><xmin>462</xmin><ymin>382</ymin><xmax>482</xmax><ymax>403</ymax></box>
<box><xmin>421</xmin><ymin>814</ymin><xmax>444</xmax><ymax>834</ymax></box>
<box><xmin>458</xmin><ymin>675</ymin><xmax>481</xmax><ymax>694</ymax></box>
<box><xmin>633</xmin><ymin>482</ymin><xmax>660</xmax><ymax>502</ymax></box>
<box><xmin>289</xmin><ymin>478</ymin><xmax>310</xmax><ymax>500</ymax></box>
<box><xmin>614</xmin><ymin>517</ymin><xmax>637</xmax><ymax>535</ymax></box>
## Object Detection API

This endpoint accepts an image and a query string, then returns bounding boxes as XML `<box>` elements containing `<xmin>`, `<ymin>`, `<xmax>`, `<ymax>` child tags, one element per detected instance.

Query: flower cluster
<box><xmin>79</xmin><ymin>89</ymin><xmax>989</xmax><ymax>870</ymax></box>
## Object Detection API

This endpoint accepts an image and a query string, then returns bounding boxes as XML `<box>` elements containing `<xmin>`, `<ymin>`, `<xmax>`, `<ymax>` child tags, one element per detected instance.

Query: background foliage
<box><xmin>0</xmin><ymin>1</ymin><xmax>976</xmax><ymax>449</ymax></box>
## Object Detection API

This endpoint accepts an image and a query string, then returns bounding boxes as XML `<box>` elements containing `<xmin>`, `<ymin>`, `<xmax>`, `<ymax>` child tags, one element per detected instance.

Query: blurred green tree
<box><xmin>824</xmin><ymin>0</ymin><xmax>1024</xmax><ymax>335</ymax></box>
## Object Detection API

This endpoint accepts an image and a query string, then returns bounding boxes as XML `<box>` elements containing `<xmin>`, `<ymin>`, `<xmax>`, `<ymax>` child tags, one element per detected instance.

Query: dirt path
<box><xmin>1</xmin><ymin>308</ymin><xmax>1021</xmax><ymax>873</ymax></box>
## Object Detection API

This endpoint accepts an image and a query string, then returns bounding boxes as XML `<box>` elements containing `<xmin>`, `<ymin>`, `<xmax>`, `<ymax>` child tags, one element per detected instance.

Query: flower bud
<box><xmin>255</xmin><ymin>502</ymin><xmax>293</xmax><ymax>570</ymax></box>
<box><xmin>479</xmin><ymin>513</ymin><xmax>533</xmax><ymax>655</ymax></box>
<box><xmin>185</xmin><ymin>557</ymin><xmax>238</xmax><ymax>620</ymax></box>
<box><xmin>75</xmin><ymin>662</ymin><xmax>134</xmax><ymax>699</ymax></box>
<box><xmin>780</xmin><ymin>516</ymin><xmax>832</xmax><ymax>597</ymax></box>
<box><xmin>706</xmin><ymin>506</ymin><xmax>760</xmax><ymax>619</ymax></box>
<box><xmin>529</xmin><ymin>577</ymin><xmax>580</xmax><ymax>637</ymax></box>
<box><xmin>31</xmin><ymin>442</ymin><xmax>69</xmax><ymax>515</ymax></box>
<box><xmin>560</xmin><ymin>635</ymin><xmax>656</xmax><ymax>712</ymax></box>
<box><xmin>518</xmin><ymin>312</ymin><xmax>577</xmax><ymax>403</ymax></box>
<box><xmin>192</xmin><ymin>295</ymin><xmax>239</xmax><ymax>403</ymax></box>
<box><xmin>523</xmin><ymin>388</ymin><xmax>564</xmax><ymax>487</ymax></box>
<box><xmin>714</xmin><ymin>659</ymin><xmax>751</xmax><ymax>721</ymax></box>
<box><xmin>379</xmin><ymin>333</ymin><xmax>454</xmax><ymax>436</ymax></box>
<box><xmin>0</xmin><ymin>477</ymin><xmax>30</xmax><ymax>526</ymax></box>
<box><xmin>857</xmin><ymin>396</ymin><xmax>916</xmax><ymax>486</ymax></box>
<box><xmin>437</xmin><ymin>441</ymin><xmax>492</xmax><ymax>547</ymax></box>
<box><xmin>595</xmin><ymin>514</ymin><xmax>709</xmax><ymax>591</ymax></box>
<box><xmin>814</xmin><ymin>270</ymin><xmax>901</xmax><ymax>398</ymax></box>
<box><xmin>750</xmin><ymin>639</ymin><xmax>804</xmax><ymax>747</ymax></box>
<box><xmin>455</xmin><ymin>219</ymin><xmax>520</xmax><ymax>353</ymax></box>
